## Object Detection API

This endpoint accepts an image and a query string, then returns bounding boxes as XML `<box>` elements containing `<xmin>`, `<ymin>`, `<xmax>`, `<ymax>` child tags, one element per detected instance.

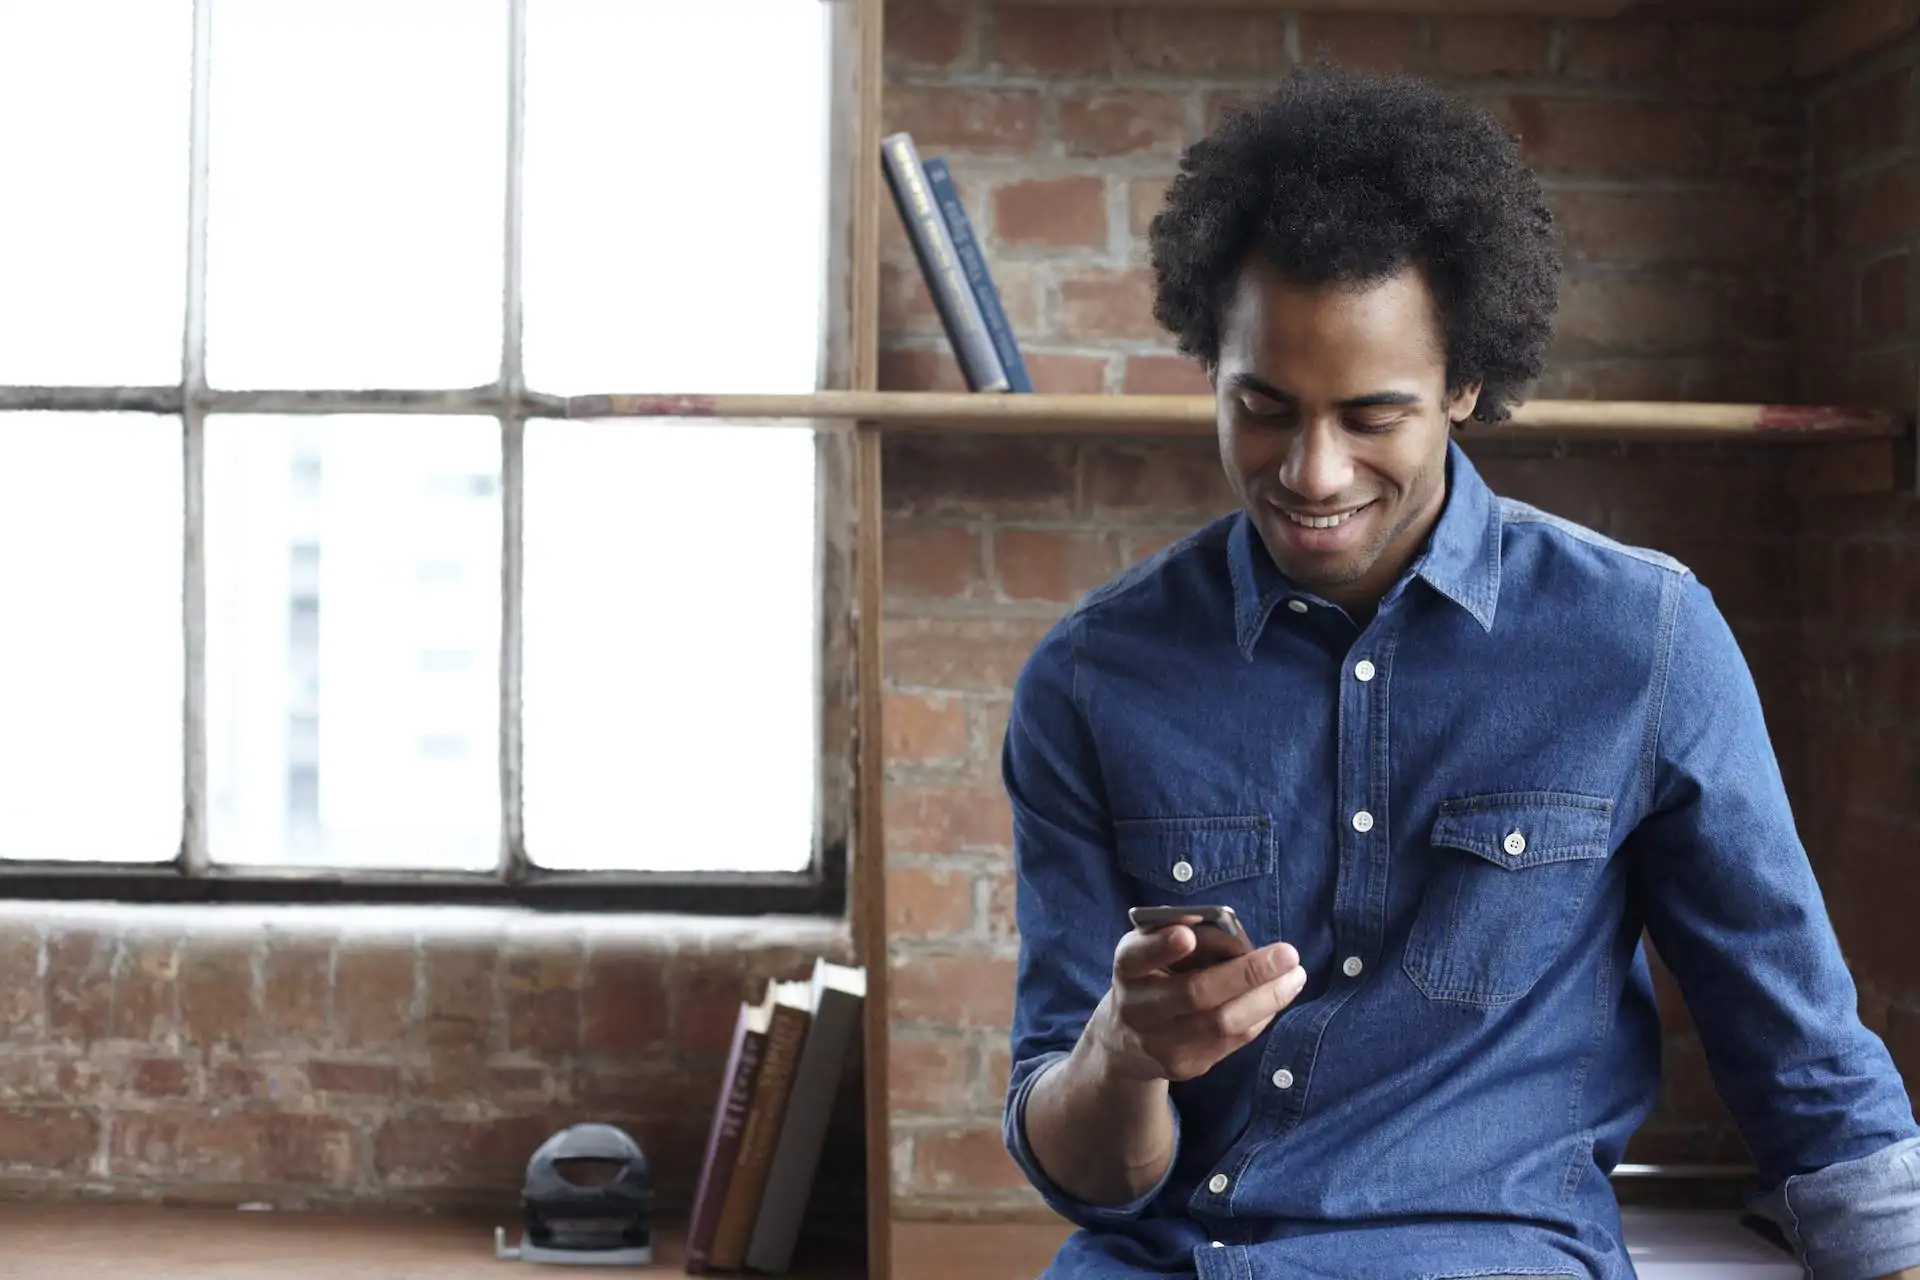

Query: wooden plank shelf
<box><xmin>562</xmin><ymin>391</ymin><xmax>1910</xmax><ymax>443</ymax></box>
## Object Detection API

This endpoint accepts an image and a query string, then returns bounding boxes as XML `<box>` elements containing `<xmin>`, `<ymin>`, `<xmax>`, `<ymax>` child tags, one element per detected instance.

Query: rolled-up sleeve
<box><xmin>1630</xmin><ymin>572</ymin><xmax>1920</xmax><ymax>1278</ymax></box>
<box><xmin>999</xmin><ymin>616</ymin><xmax>1182</xmax><ymax>1227</ymax></box>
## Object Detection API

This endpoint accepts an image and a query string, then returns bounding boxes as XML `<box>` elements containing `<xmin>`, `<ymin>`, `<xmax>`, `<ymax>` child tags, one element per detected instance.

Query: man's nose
<box><xmin>1277</xmin><ymin>424</ymin><xmax>1355</xmax><ymax>504</ymax></box>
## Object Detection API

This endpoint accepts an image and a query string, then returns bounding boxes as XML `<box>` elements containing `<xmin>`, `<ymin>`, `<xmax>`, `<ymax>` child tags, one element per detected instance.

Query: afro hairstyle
<box><xmin>1146</xmin><ymin>66</ymin><xmax>1561</xmax><ymax>424</ymax></box>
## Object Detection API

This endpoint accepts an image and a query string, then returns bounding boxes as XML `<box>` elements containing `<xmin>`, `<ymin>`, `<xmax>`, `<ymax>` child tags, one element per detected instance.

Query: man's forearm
<box><xmin>1021</xmin><ymin>1034</ymin><xmax>1176</xmax><ymax>1207</ymax></box>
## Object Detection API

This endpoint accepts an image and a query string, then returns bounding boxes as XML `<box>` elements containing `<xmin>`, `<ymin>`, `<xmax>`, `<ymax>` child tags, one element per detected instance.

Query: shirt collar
<box><xmin>1228</xmin><ymin>438</ymin><xmax>1502</xmax><ymax>657</ymax></box>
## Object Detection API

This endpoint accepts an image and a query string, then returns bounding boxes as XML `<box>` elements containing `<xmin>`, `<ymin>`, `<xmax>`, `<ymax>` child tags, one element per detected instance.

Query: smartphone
<box><xmin>1127</xmin><ymin>904</ymin><xmax>1253</xmax><ymax>973</ymax></box>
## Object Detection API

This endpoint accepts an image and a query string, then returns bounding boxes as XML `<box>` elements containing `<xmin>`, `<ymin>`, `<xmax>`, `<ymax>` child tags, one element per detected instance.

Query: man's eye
<box><xmin>1239</xmin><ymin>396</ymin><xmax>1291</xmax><ymax>420</ymax></box>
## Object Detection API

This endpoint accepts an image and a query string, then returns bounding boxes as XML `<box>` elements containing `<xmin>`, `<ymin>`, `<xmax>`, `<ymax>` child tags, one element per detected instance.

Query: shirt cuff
<box><xmin>1003</xmin><ymin>1049</ymin><xmax>1183</xmax><ymax>1228</ymax></box>
<box><xmin>1751</xmin><ymin>1135</ymin><xmax>1920</xmax><ymax>1280</ymax></box>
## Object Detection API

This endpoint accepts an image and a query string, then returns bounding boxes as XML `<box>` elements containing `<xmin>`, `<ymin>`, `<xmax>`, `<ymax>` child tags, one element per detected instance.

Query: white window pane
<box><xmin>203</xmin><ymin>1</ymin><xmax>505</xmax><ymax>389</ymax></box>
<box><xmin>523</xmin><ymin>421</ymin><xmax>816</xmax><ymax>872</ymax></box>
<box><xmin>0</xmin><ymin>3</ymin><xmax>191</xmax><ymax>385</ymax></box>
<box><xmin>522</xmin><ymin>0</ymin><xmax>830</xmax><ymax>394</ymax></box>
<box><xmin>206</xmin><ymin>416</ymin><xmax>501</xmax><ymax>870</ymax></box>
<box><xmin>0</xmin><ymin>415</ymin><xmax>183</xmax><ymax>862</ymax></box>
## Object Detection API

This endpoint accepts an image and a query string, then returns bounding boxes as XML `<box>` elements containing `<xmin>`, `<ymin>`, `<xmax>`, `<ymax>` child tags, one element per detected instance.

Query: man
<box><xmin>999</xmin><ymin>68</ymin><xmax>1920</xmax><ymax>1280</ymax></box>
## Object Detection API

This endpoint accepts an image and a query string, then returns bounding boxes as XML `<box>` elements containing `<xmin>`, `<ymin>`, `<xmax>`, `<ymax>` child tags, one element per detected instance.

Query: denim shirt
<box><xmin>1000</xmin><ymin>442</ymin><xmax>1920</xmax><ymax>1280</ymax></box>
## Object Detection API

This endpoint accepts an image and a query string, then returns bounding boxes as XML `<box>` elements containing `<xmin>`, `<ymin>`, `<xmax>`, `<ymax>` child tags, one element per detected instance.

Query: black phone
<box><xmin>1127</xmin><ymin>904</ymin><xmax>1253</xmax><ymax>973</ymax></box>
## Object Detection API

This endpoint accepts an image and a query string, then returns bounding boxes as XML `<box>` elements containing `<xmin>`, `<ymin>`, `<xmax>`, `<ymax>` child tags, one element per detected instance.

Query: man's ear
<box><xmin>1447</xmin><ymin>379</ymin><xmax>1483</xmax><ymax>426</ymax></box>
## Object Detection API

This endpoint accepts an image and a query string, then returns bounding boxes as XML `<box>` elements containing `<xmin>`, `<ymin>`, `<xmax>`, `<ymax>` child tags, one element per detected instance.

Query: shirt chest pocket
<box><xmin>1114</xmin><ymin>815</ymin><xmax>1279</xmax><ymax>952</ymax></box>
<box><xmin>1401</xmin><ymin>792</ymin><xmax>1615</xmax><ymax>1007</ymax></box>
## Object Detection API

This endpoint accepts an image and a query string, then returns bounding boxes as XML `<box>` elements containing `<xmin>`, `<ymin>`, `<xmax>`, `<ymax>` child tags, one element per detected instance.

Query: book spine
<box><xmin>707</xmin><ymin>1003</ymin><xmax>809</xmax><ymax>1270</ymax></box>
<box><xmin>880</xmin><ymin>132</ymin><xmax>1011</xmax><ymax>393</ymax></box>
<box><xmin>684</xmin><ymin>1007</ymin><xmax>768</xmax><ymax>1273</ymax></box>
<box><xmin>923</xmin><ymin>157</ymin><xmax>1033</xmax><ymax>394</ymax></box>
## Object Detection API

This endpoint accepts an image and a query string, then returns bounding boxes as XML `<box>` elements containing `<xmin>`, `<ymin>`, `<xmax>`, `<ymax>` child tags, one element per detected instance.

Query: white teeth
<box><xmin>1285</xmin><ymin>507</ymin><xmax>1361</xmax><ymax>530</ymax></box>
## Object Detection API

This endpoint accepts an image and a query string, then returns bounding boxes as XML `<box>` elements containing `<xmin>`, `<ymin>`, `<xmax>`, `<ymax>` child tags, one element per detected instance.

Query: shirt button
<box><xmin>1208</xmin><ymin>1173</ymin><xmax>1230</xmax><ymax>1194</ymax></box>
<box><xmin>1172</xmin><ymin>859</ymin><xmax>1194</xmax><ymax>882</ymax></box>
<box><xmin>1503</xmin><ymin>830</ymin><xmax>1527</xmax><ymax>857</ymax></box>
<box><xmin>1353</xmin><ymin>659</ymin><xmax>1376</xmax><ymax>682</ymax></box>
<box><xmin>1342</xmin><ymin>956</ymin><xmax>1364</xmax><ymax>978</ymax></box>
<box><xmin>1351</xmin><ymin>810</ymin><xmax>1373</xmax><ymax>833</ymax></box>
<box><xmin>1286</xmin><ymin>599</ymin><xmax>1308</xmax><ymax>614</ymax></box>
<box><xmin>1272</xmin><ymin>1067</ymin><xmax>1294</xmax><ymax>1089</ymax></box>
<box><xmin>1210</xmin><ymin>1241</ymin><xmax>1224</xmax><ymax>1248</ymax></box>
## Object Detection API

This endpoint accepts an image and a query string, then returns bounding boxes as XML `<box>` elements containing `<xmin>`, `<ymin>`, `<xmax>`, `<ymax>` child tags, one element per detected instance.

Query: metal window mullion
<box><xmin>498</xmin><ymin>0</ymin><xmax>529</xmax><ymax>883</ymax></box>
<box><xmin>180</xmin><ymin>0</ymin><xmax>215</xmax><ymax>877</ymax></box>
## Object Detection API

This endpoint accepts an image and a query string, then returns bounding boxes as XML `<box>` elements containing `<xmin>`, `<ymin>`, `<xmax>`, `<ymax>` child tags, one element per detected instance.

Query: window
<box><xmin>0</xmin><ymin>0</ymin><xmax>853</xmax><ymax>912</ymax></box>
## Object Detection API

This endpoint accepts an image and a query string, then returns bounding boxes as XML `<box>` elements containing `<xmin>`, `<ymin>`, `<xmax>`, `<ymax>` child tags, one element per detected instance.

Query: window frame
<box><xmin>0</xmin><ymin>0</ymin><xmax>859</xmax><ymax>916</ymax></box>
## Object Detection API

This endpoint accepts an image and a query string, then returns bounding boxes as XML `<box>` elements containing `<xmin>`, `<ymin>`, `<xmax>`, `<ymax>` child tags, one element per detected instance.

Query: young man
<box><xmin>999</xmin><ymin>68</ymin><xmax>1920</xmax><ymax>1280</ymax></box>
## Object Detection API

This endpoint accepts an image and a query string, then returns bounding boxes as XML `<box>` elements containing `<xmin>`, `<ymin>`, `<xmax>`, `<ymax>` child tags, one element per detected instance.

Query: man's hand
<box><xmin>1088</xmin><ymin>922</ymin><xmax>1308</xmax><ymax>1084</ymax></box>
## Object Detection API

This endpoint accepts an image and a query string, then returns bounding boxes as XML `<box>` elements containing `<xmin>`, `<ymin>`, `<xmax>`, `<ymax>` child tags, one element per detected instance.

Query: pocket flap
<box><xmin>1115</xmin><ymin>815</ymin><xmax>1274</xmax><ymax>895</ymax></box>
<box><xmin>1430</xmin><ymin>792</ymin><xmax>1613</xmax><ymax>870</ymax></box>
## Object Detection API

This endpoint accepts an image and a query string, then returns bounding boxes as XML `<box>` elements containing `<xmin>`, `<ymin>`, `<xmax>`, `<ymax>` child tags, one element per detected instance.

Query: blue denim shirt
<box><xmin>1001</xmin><ymin>441</ymin><xmax>1920</xmax><ymax>1280</ymax></box>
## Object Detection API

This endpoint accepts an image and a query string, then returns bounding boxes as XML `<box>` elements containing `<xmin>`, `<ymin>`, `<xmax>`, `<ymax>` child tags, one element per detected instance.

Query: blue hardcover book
<box><xmin>880</xmin><ymin>133</ymin><xmax>1010</xmax><ymax>393</ymax></box>
<box><xmin>923</xmin><ymin>156</ymin><xmax>1033</xmax><ymax>393</ymax></box>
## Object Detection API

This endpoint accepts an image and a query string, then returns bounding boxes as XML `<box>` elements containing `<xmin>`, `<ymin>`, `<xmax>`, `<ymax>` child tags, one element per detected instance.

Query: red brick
<box><xmin>1510</xmin><ymin>98</ymin><xmax>1717</xmax><ymax>177</ymax></box>
<box><xmin>1798</xmin><ymin>0</ymin><xmax>1914</xmax><ymax>80</ymax></box>
<box><xmin>334</xmin><ymin>945</ymin><xmax>414</xmax><ymax>1051</ymax></box>
<box><xmin>880</xmin><ymin>258</ymin><xmax>944</xmax><ymax>339</ymax></box>
<box><xmin>890</xmin><ymin>1031</ymin><xmax>971</xmax><ymax>1112</ymax></box>
<box><xmin>883</xmin><ymin>86</ymin><xmax>1043</xmax><ymax>154</ymax></box>
<box><xmin>305</xmin><ymin>1059</ymin><xmax>401</xmax><ymax>1096</ymax></box>
<box><xmin>1128</xmin><ymin>177</ymin><xmax>1172</xmax><ymax>239</ymax></box>
<box><xmin>879</xmin><ymin>346</ymin><xmax>970</xmax><ymax>393</ymax></box>
<box><xmin>1837</xmin><ymin>348</ymin><xmax>1919</xmax><ymax>408</ymax></box>
<box><xmin>45</xmin><ymin>930</ymin><xmax>111</xmax><ymax>1044</ymax></box>
<box><xmin>127</xmin><ymin>1056</ymin><xmax>193</xmax><ymax>1099</ymax></box>
<box><xmin>891</xmin><ymin>952</ymin><xmax>1019</xmax><ymax>1028</ymax></box>
<box><xmin>676</xmin><ymin>958</ymin><xmax>757</xmax><ymax>1060</ymax></box>
<box><xmin>1826</xmin><ymin>164</ymin><xmax>1920</xmax><ymax>255</ymax></box>
<box><xmin>259</xmin><ymin>937</ymin><xmax>329</xmax><ymax>1047</ymax></box>
<box><xmin>1059</xmin><ymin>91</ymin><xmax>1187</xmax><ymax>158</ymax></box>
<box><xmin>884</xmin><ymin>783</ymin><xmax>1015</xmax><ymax>855</ymax></box>
<box><xmin>1673</xmin><ymin>21</ymin><xmax>1793</xmax><ymax>86</ymax></box>
<box><xmin>503</xmin><ymin>941</ymin><xmax>583</xmax><ymax>1057</ymax></box>
<box><xmin>0</xmin><ymin>1053</ymin><xmax>44</xmax><ymax>1101</ymax></box>
<box><xmin>1815</xmin><ymin>67</ymin><xmax>1911</xmax><ymax>175</ymax></box>
<box><xmin>992</xmin><ymin>176</ymin><xmax>1106</xmax><ymax>249</ymax></box>
<box><xmin>0</xmin><ymin>930</ymin><xmax>38</xmax><ymax>1039</ymax></box>
<box><xmin>885</xmin><ymin>692</ymin><xmax>970</xmax><ymax>764</ymax></box>
<box><xmin>1025</xmin><ymin>353</ymin><xmax>1110</xmax><ymax>394</ymax></box>
<box><xmin>884</xmin><ymin>1</ymin><xmax>971</xmax><ymax>71</ymax></box>
<box><xmin>1084</xmin><ymin>441</ymin><xmax>1235</xmax><ymax>517</ymax></box>
<box><xmin>1122</xmin><ymin>527</ymin><xmax>1197</xmax><ymax>564</ymax></box>
<box><xmin>882</xmin><ymin>437</ymin><xmax>1076</xmax><ymax>518</ymax></box>
<box><xmin>1885</xmin><ymin>1003</ymin><xmax>1920</xmax><ymax>1088</ymax></box>
<box><xmin>977</xmin><ymin>1040</ymin><xmax>1013</xmax><ymax>1107</ymax></box>
<box><xmin>1122</xmin><ymin>354</ymin><xmax>1209</xmax><ymax>396</ymax></box>
<box><xmin>1534</xmin><ymin>359</ymin><xmax>1691</xmax><ymax>402</ymax></box>
<box><xmin>1297</xmin><ymin>13</ymin><xmax>1423</xmax><ymax>72</ymax></box>
<box><xmin>982</xmin><ymin>863</ymin><xmax>1017</xmax><ymax>938</ymax></box>
<box><xmin>1561</xmin><ymin>20</ymin><xmax>1674</xmax><ymax>80</ymax></box>
<box><xmin>1116</xmin><ymin>10</ymin><xmax>1283</xmax><ymax>75</ymax></box>
<box><xmin>179</xmin><ymin>941</ymin><xmax>255</xmax><ymax>1053</ymax></box>
<box><xmin>0</xmin><ymin>1107</ymin><xmax>95</xmax><ymax>1174</ymax></box>
<box><xmin>911</xmin><ymin>1125</ymin><xmax>1030</xmax><ymax>1194</ymax></box>
<box><xmin>580</xmin><ymin>944</ymin><xmax>671</xmax><ymax>1059</ymax></box>
<box><xmin>888</xmin><ymin>864</ymin><xmax>977</xmax><ymax>937</ymax></box>
<box><xmin>885</xmin><ymin>615</ymin><xmax>1057</xmax><ymax>693</ymax></box>
<box><xmin>1554</xmin><ymin>189</ymin><xmax>1793</xmax><ymax>264</ymax></box>
<box><xmin>1860</xmin><ymin>253</ymin><xmax>1910</xmax><ymax>340</ymax></box>
<box><xmin>990</xmin><ymin>6</ymin><xmax>1116</xmax><ymax>76</ymax></box>
<box><xmin>996</xmin><ymin>528</ymin><xmax>1122</xmax><ymax>603</ymax></box>
<box><xmin>1556</xmin><ymin>277</ymin><xmax>1718</xmax><ymax>355</ymax></box>
<box><xmin>1432</xmin><ymin>18</ymin><xmax>1549</xmax><ymax>77</ymax></box>
<box><xmin>1058</xmin><ymin>267</ymin><xmax>1160</xmax><ymax>342</ymax></box>
<box><xmin>119</xmin><ymin>1111</ymin><xmax>357</xmax><ymax>1186</ymax></box>
<box><xmin>206</xmin><ymin>1060</ymin><xmax>307</xmax><ymax>1106</ymax></box>
<box><xmin>1722</xmin><ymin>102</ymin><xmax>1803</xmax><ymax>186</ymax></box>
<box><xmin>421</xmin><ymin>942</ymin><xmax>497</xmax><ymax>1051</ymax></box>
<box><xmin>884</xmin><ymin>520</ymin><xmax>983</xmax><ymax>599</ymax></box>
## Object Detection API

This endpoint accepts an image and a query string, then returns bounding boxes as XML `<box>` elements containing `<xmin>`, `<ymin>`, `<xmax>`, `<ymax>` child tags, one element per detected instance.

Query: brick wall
<box><xmin>877</xmin><ymin>1</ymin><xmax>1819</xmax><ymax>1217</ymax></box>
<box><xmin>0</xmin><ymin>901</ymin><xmax>861</xmax><ymax>1220</ymax></box>
<box><xmin>1799</xmin><ymin>28</ymin><xmax>1920</xmax><ymax>1084</ymax></box>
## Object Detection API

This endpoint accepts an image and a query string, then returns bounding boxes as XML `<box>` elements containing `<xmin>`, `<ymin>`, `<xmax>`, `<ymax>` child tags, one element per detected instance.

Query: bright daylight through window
<box><xmin>0</xmin><ymin>0</ymin><xmax>833</xmax><ymax>887</ymax></box>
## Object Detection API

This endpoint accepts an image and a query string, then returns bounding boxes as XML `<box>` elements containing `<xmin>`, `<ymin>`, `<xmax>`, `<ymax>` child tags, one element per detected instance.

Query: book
<box><xmin>880</xmin><ymin>131</ymin><xmax>1011</xmax><ymax>393</ymax></box>
<box><xmin>923</xmin><ymin>157</ymin><xmax>1032</xmax><ymax>393</ymax></box>
<box><xmin>684</xmin><ymin>999</ymin><xmax>772</xmax><ymax>1273</ymax></box>
<box><xmin>742</xmin><ymin>959</ymin><xmax>869</xmax><ymax>1274</ymax></box>
<box><xmin>704</xmin><ymin>978</ymin><xmax>812</xmax><ymax>1271</ymax></box>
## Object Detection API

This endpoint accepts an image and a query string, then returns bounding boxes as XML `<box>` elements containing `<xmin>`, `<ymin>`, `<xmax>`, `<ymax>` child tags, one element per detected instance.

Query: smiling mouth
<box><xmin>1277</xmin><ymin>502</ymin><xmax>1372</xmax><ymax>530</ymax></box>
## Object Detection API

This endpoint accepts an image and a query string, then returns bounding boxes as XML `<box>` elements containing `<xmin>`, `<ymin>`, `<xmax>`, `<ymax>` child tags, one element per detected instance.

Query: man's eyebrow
<box><xmin>1224</xmin><ymin>373</ymin><xmax>1422</xmax><ymax>410</ymax></box>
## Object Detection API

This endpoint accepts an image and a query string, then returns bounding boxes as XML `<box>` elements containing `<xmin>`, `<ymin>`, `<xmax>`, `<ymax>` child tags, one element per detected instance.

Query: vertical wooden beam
<box><xmin>845</xmin><ymin>0</ymin><xmax>891</xmax><ymax>1274</ymax></box>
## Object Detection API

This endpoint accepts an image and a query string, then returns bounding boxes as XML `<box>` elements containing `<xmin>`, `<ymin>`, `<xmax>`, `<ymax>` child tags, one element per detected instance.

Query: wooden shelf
<box><xmin>562</xmin><ymin>391</ymin><xmax>1909</xmax><ymax>443</ymax></box>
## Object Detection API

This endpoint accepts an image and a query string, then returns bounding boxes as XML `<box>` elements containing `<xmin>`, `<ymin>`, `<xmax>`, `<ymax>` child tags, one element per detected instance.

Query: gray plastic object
<box><xmin>494</xmin><ymin>1122</ymin><xmax>653</xmax><ymax>1267</ymax></box>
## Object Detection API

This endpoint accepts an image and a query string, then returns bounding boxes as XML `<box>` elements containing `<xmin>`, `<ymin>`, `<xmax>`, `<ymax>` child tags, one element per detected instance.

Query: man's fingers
<box><xmin>1115</xmin><ymin>923</ymin><xmax>1195</xmax><ymax>981</ymax></box>
<box><xmin>1203</xmin><ymin>963</ymin><xmax>1307</xmax><ymax>1039</ymax></box>
<box><xmin>1187</xmin><ymin>941</ymin><xmax>1300</xmax><ymax>1009</ymax></box>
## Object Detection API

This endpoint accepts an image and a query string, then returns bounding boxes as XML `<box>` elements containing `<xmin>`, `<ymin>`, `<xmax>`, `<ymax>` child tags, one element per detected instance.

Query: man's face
<box><xmin>1210</xmin><ymin>256</ymin><xmax>1480</xmax><ymax>612</ymax></box>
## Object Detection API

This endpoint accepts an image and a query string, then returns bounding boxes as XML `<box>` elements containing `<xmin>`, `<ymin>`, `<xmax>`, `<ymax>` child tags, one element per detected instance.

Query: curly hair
<box><xmin>1147</xmin><ymin>67</ymin><xmax>1560</xmax><ymax>424</ymax></box>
